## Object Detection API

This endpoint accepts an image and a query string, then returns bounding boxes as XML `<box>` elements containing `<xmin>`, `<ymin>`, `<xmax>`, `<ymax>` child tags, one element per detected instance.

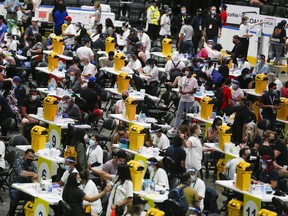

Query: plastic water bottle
<box><xmin>114</xmin><ymin>83</ymin><xmax>117</xmax><ymax>91</ymax></box>
<box><xmin>45</xmin><ymin>142</ymin><xmax>50</xmax><ymax>149</ymax></box>
<box><xmin>194</xmin><ymin>106</ymin><xmax>198</xmax><ymax>114</ymax></box>
<box><xmin>223</xmin><ymin>113</ymin><xmax>227</xmax><ymax>123</ymax></box>
<box><xmin>128</xmin><ymin>84</ymin><xmax>133</xmax><ymax>93</ymax></box>
<box><xmin>200</xmin><ymin>84</ymin><xmax>205</xmax><ymax>94</ymax></box>
<box><xmin>47</xmin><ymin>83</ymin><xmax>51</xmax><ymax>91</ymax></box>
<box><xmin>172</xmin><ymin>45</ymin><xmax>176</xmax><ymax>53</ymax></box>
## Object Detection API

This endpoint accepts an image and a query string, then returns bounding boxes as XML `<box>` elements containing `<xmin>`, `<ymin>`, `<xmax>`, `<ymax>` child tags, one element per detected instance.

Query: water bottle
<box><xmin>194</xmin><ymin>106</ymin><xmax>198</xmax><ymax>114</ymax></box>
<box><xmin>47</xmin><ymin>83</ymin><xmax>51</xmax><ymax>91</ymax></box>
<box><xmin>223</xmin><ymin>113</ymin><xmax>227</xmax><ymax>123</ymax></box>
<box><xmin>114</xmin><ymin>83</ymin><xmax>117</xmax><ymax>91</ymax></box>
<box><xmin>172</xmin><ymin>45</ymin><xmax>176</xmax><ymax>53</ymax></box>
<box><xmin>200</xmin><ymin>84</ymin><xmax>205</xmax><ymax>94</ymax></box>
<box><xmin>45</xmin><ymin>141</ymin><xmax>50</xmax><ymax>149</ymax></box>
<box><xmin>128</xmin><ymin>84</ymin><xmax>133</xmax><ymax>93</ymax></box>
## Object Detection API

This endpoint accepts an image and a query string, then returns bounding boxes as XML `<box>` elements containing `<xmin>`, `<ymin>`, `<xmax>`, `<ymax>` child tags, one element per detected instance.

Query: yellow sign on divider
<box><xmin>38</xmin><ymin>156</ymin><xmax>52</xmax><ymax>182</ymax></box>
<box><xmin>34</xmin><ymin>197</ymin><xmax>49</xmax><ymax>216</ymax></box>
<box><xmin>243</xmin><ymin>194</ymin><xmax>261</xmax><ymax>216</ymax></box>
<box><xmin>134</xmin><ymin>154</ymin><xmax>148</xmax><ymax>178</ymax></box>
<box><xmin>48</xmin><ymin>124</ymin><xmax>61</xmax><ymax>149</ymax></box>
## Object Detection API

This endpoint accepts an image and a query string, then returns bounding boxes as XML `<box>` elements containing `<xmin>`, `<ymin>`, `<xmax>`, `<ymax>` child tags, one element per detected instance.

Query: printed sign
<box><xmin>226</xmin><ymin>4</ymin><xmax>260</xmax><ymax>25</ymax></box>
<box><xmin>243</xmin><ymin>194</ymin><xmax>261</xmax><ymax>216</ymax></box>
<box><xmin>38</xmin><ymin>156</ymin><xmax>52</xmax><ymax>182</ymax></box>
<box><xmin>34</xmin><ymin>198</ymin><xmax>49</xmax><ymax>216</ymax></box>
<box><xmin>48</xmin><ymin>124</ymin><xmax>61</xmax><ymax>148</ymax></box>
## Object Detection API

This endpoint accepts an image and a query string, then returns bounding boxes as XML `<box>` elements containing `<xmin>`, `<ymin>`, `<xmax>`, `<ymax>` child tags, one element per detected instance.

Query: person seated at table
<box><xmin>231</xmin><ymin>79</ymin><xmax>244</xmax><ymax>103</ymax></box>
<box><xmin>5</xmin><ymin>33</ymin><xmax>17</xmax><ymax>53</ymax></box>
<box><xmin>223</xmin><ymin>147</ymin><xmax>250</xmax><ymax>180</ymax></box>
<box><xmin>62</xmin><ymin>95</ymin><xmax>81</xmax><ymax>121</ymax></box>
<box><xmin>115</xmin><ymin>90</ymin><xmax>129</xmax><ymax>114</ymax></box>
<box><xmin>126</xmin><ymin>52</ymin><xmax>142</xmax><ymax>71</ymax></box>
<box><xmin>67</xmin><ymin>70</ymin><xmax>81</xmax><ymax>93</ymax></box>
<box><xmin>252</xmin><ymin>155</ymin><xmax>279</xmax><ymax>190</ymax></box>
<box><xmin>280</xmin><ymin>81</ymin><xmax>288</xmax><ymax>98</ymax></box>
<box><xmin>252</xmin><ymin>54</ymin><xmax>270</xmax><ymax>75</ymax></box>
<box><xmin>165</xmin><ymin>52</ymin><xmax>185</xmax><ymax>81</ymax></box>
<box><xmin>121</xmin><ymin>22</ymin><xmax>131</xmax><ymax>42</ymax></box>
<box><xmin>237</xmin><ymin>56</ymin><xmax>251</xmax><ymax>71</ymax></box>
<box><xmin>81</xmin><ymin>57</ymin><xmax>97</xmax><ymax>82</ymax></box>
<box><xmin>12</xmin><ymin>76</ymin><xmax>26</xmax><ymax>106</ymax></box>
<box><xmin>165</xmin><ymin>135</ymin><xmax>186</xmax><ymax>175</ymax></box>
<box><xmin>44</xmin><ymin>33</ymin><xmax>55</xmax><ymax>50</ymax></box>
<box><xmin>219</xmin><ymin>78</ymin><xmax>234</xmax><ymax>116</ymax></box>
<box><xmin>207</xmin><ymin>117</ymin><xmax>222</xmax><ymax>143</ymax></box>
<box><xmin>79</xmin><ymin>170</ymin><xmax>104</xmax><ymax>216</ymax></box>
<box><xmin>227</xmin><ymin>35</ymin><xmax>245</xmax><ymax>65</ymax></box>
<box><xmin>198</xmin><ymin>39</ymin><xmax>214</xmax><ymax>59</ymax></box>
<box><xmin>147</xmin><ymin>157</ymin><xmax>169</xmax><ymax>189</ymax></box>
<box><xmin>202</xmin><ymin>37</ymin><xmax>223</xmax><ymax>59</ymax></box>
<box><xmin>236</xmin><ymin>68</ymin><xmax>253</xmax><ymax>89</ymax></box>
<box><xmin>20</xmin><ymin>89</ymin><xmax>41</xmax><ymax>126</ymax></box>
<box><xmin>63</xmin><ymin>16</ymin><xmax>76</xmax><ymax>47</ymax></box>
<box><xmin>68</xmin><ymin>56</ymin><xmax>81</xmax><ymax>78</ymax></box>
<box><xmin>112</xmin><ymin>124</ymin><xmax>129</xmax><ymax>144</ymax></box>
<box><xmin>63</xmin><ymin>172</ymin><xmax>111</xmax><ymax>216</ymax></box>
<box><xmin>102</xmin><ymin>149</ymin><xmax>127</xmax><ymax>175</ymax></box>
<box><xmin>86</xmin><ymin>134</ymin><xmax>103</xmax><ymax>171</ymax></box>
<box><xmin>142</xmin><ymin>58</ymin><xmax>159</xmax><ymax>90</ymax></box>
<box><xmin>134</xmin><ymin>42</ymin><xmax>149</xmax><ymax>67</ymax></box>
<box><xmin>91</xmin><ymin>24</ymin><xmax>105</xmax><ymax>51</ymax></box>
<box><xmin>8</xmin><ymin>149</ymin><xmax>37</xmax><ymax>216</ymax></box>
<box><xmin>76</xmin><ymin>38</ymin><xmax>94</xmax><ymax>62</ymax></box>
<box><xmin>55</xmin><ymin>156</ymin><xmax>78</xmax><ymax>186</ymax></box>
<box><xmin>198</xmin><ymin>72</ymin><xmax>213</xmax><ymax>91</ymax></box>
<box><xmin>0</xmin><ymin>93</ymin><xmax>15</xmax><ymax>136</ymax></box>
<box><xmin>137</xmin><ymin>27</ymin><xmax>151</xmax><ymax>52</ymax></box>
<box><xmin>242</xmin><ymin>122</ymin><xmax>262</xmax><ymax>150</ymax></box>
<box><xmin>203</xmin><ymin>59</ymin><xmax>214</xmax><ymax>78</ymax></box>
<box><xmin>99</xmin><ymin>51</ymin><xmax>114</xmax><ymax>68</ymax></box>
<box><xmin>267</xmin><ymin>72</ymin><xmax>283</xmax><ymax>92</ymax></box>
<box><xmin>146</xmin><ymin>124</ymin><xmax>170</xmax><ymax>151</ymax></box>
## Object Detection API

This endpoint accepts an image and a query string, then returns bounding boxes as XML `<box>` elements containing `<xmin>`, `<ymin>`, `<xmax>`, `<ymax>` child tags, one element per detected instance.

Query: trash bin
<box><xmin>216</xmin><ymin>158</ymin><xmax>225</xmax><ymax>180</ymax></box>
<box><xmin>200</xmin><ymin>96</ymin><xmax>214</xmax><ymax>120</ymax></box>
<box><xmin>218</xmin><ymin>125</ymin><xmax>232</xmax><ymax>150</ymax></box>
<box><xmin>127</xmin><ymin>160</ymin><xmax>144</xmax><ymax>191</ymax></box>
<box><xmin>31</xmin><ymin>126</ymin><xmax>48</xmax><ymax>151</ymax></box>
<box><xmin>43</xmin><ymin>96</ymin><xmax>59</xmax><ymax>121</ymax></box>
<box><xmin>24</xmin><ymin>201</ymin><xmax>34</xmax><ymax>216</ymax></box>
<box><xmin>52</xmin><ymin>36</ymin><xmax>64</xmax><ymax>55</ymax></box>
<box><xmin>235</xmin><ymin>161</ymin><xmax>252</xmax><ymax>191</ymax></box>
<box><xmin>125</xmin><ymin>97</ymin><xmax>137</xmax><ymax>120</ymax></box>
<box><xmin>48</xmin><ymin>52</ymin><xmax>59</xmax><ymax>71</ymax></box>
<box><xmin>61</xmin><ymin>23</ymin><xmax>68</xmax><ymax>35</ymax></box>
<box><xmin>166</xmin><ymin>53</ymin><xmax>172</xmax><ymax>61</ymax></box>
<box><xmin>118</xmin><ymin>72</ymin><xmax>130</xmax><ymax>93</ymax></box>
<box><xmin>114</xmin><ymin>53</ymin><xmax>125</xmax><ymax>71</ymax></box>
<box><xmin>146</xmin><ymin>208</ymin><xmax>165</xmax><ymax>216</ymax></box>
<box><xmin>253</xmin><ymin>101</ymin><xmax>260</xmax><ymax>122</ymax></box>
<box><xmin>162</xmin><ymin>38</ymin><xmax>172</xmax><ymax>56</ymax></box>
<box><xmin>257</xmin><ymin>209</ymin><xmax>277</xmax><ymax>216</ymax></box>
<box><xmin>228</xmin><ymin>199</ymin><xmax>243</xmax><ymax>216</ymax></box>
<box><xmin>105</xmin><ymin>37</ymin><xmax>115</xmax><ymax>54</ymax></box>
<box><xmin>255</xmin><ymin>74</ymin><xmax>268</xmax><ymax>94</ymax></box>
<box><xmin>129</xmin><ymin>125</ymin><xmax>145</xmax><ymax>151</ymax></box>
<box><xmin>277</xmin><ymin>97</ymin><xmax>288</xmax><ymax>121</ymax></box>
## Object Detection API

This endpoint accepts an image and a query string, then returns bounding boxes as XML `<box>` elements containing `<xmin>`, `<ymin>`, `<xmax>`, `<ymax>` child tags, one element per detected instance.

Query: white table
<box><xmin>109</xmin><ymin>114</ymin><xmax>171</xmax><ymax>129</ymax></box>
<box><xmin>43</xmin><ymin>50</ymin><xmax>73</xmax><ymax>61</ymax></box>
<box><xmin>151</xmin><ymin>52</ymin><xmax>189</xmax><ymax>62</ymax></box>
<box><xmin>29</xmin><ymin>114</ymin><xmax>91</xmax><ymax>129</ymax></box>
<box><xmin>135</xmin><ymin>190</ymin><xmax>168</xmax><ymax>203</ymax></box>
<box><xmin>101</xmin><ymin>67</ymin><xmax>149</xmax><ymax>81</ymax></box>
<box><xmin>16</xmin><ymin>54</ymin><xmax>27</xmax><ymax>61</ymax></box>
<box><xmin>204</xmin><ymin>143</ymin><xmax>239</xmax><ymax>158</ymax></box>
<box><xmin>12</xmin><ymin>183</ymin><xmax>62</xmax><ymax>205</ymax></box>
<box><xmin>243</xmin><ymin>89</ymin><xmax>261</xmax><ymax>97</ymax></box>
<box><xmin>186</xmin><ymin>113</ymin><xmax>214</xmax><ymax>124</ymax></box>
<box><xmin>36</xmin><ymin>67</ymin><xmax>66</xmax><ymax>79</ymax></box>
<box><xmin>37</xmin><ymin>88</ymin><xmax>68</xmax><ymax>99</ymax></box>
<box><xmin>229</xmin><ymin>69</ymin><xmax>242</xmax><ymax>78</ymax></box>
<box><xmin>277</xmin><ymin>118</ymin><xmax>288</xmax><ymax>124</ymax></box>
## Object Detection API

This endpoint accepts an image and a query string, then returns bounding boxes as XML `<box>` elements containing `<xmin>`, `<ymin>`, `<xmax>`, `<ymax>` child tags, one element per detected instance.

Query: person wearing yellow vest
<box><xmin>146</xmin><ymin>0</ymin><xmax>160</xmax><ymax>44</ymax></box>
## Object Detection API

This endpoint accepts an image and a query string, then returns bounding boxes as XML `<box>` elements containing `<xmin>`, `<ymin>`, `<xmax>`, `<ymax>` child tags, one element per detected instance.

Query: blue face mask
<box><xmin>185</xmin><ymin>71</ymin><xmax>189</xmax><ymax>76</ymax></box>
<box><xmin>89</xmin><ymin>139</ymin><xmax>95</xmax><ymax>145</ymax></box>
<box><xmin>64</xmin><ymin>165</ymin><xmax>70</xmax><ymax>171</ymax></box>
<box><xmin>245</xmin><ymin>74</ymin><xmax>250</xmax><ymax>79</ymax></box>
<box><xmin>236</xmin><ymin>101</ymin><xmax>241</xmax><ymax>106</ymax></box>
<box><xmin>80</xmin><ymin>62</ymin><xmax>84</xmax><ymax>67</ymax></box>
<box><xmin>272</xmin><ymin>89</ymin><xmax>277</xmax><ymax>95</ymax></box>
<box><xmin>70</xmin><ymin>76</ymin><xmax>75</xmax><ymax>82</ymax></box>
<box><xmin>257</xmin><ymin>59</ymin><xmax>262</xmax><ymax>64</ymax></box>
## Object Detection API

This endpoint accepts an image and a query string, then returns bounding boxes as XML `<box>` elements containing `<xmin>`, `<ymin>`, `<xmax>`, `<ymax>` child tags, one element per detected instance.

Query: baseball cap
<box><xmin>31</xmin><ymin>17</ymin><xmax>38</xmax><ymax>22</ymax></box>
<box><xmin>187</xmin><ymin>167</ymin><xmax>197</xmax><ymax>174</ymax></box>
<box><xmin>88</xmin><ymin>76</ymin><xmax>96</xmax><ymax>82</ymax></box>
<box><xmin>13</xmin><ymin>76</ymin><xmax>21</xmax><ymax>82</ymax></box>
<box><xmin>64</xmin><ymin>16</ymin><xmax>72</xmax><ymax>21</ymax></box>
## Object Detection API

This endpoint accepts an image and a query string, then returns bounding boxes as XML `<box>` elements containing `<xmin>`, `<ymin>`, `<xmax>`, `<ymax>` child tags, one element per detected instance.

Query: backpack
<box><xmin>210</xmin><ymin>68</ymin><xmax>224</xmax><ymax>84</ymax></box>
<box><xmin>64</xmin><ymin>145</ymin><xmax>78</xmax><ymax>164</ymax></box>
<box><xmin>168</xmin><ymin>185</ymin><xmax>189</xmax><ymax>214</ymax></box>
<box><xmin>170</xmin><ymin>61</ymin><xmax>181</xmax><ymax>82</ymax></box>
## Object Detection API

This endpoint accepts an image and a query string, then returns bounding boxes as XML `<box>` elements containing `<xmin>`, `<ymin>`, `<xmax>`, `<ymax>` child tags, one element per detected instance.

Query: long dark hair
<box><xmin>115</xmin><ymin>165</ymin><xmax>132</xmax><ymax>184</ymax></box>
<box><xmin>62</xmin><ymin>173</ymin><xmax>79</xmax><ymax>199</ymax></box>
<box><xmin>212</xmin><ymin>117</ymin><xmax>222</xmax><ymax>130</ymax></box>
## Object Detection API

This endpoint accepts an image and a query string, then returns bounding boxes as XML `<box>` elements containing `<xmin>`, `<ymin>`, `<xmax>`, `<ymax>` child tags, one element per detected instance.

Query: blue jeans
<box><xmin>180</xmin><ymin>40</ymin><xmax>193</xmax><ymax>55</ymax></box>
<box><xmin>269</xmin><ymin>42</ymin><xmax>284</xmax><ymax>64</ymax></box>
<box><xmin>174</xmin><ymin>101</ymin><xmax>194</xmax><ymax>129</ymax></box>
<box><xmin>9</xmin><ymin>188</ymin><xmax>26</xmax><ymax>216</ymax></box>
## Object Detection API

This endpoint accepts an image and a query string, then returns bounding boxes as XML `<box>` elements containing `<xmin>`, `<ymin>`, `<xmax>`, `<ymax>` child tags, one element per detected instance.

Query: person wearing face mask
<box><xmin>63</xmin><ymin>16</ymin><xmax>76</xmax><ymax>46</ymax></box>
<box><xmin>76</xmin><ymin>38</ymin><xmax>94</xmax><ymax>62</ymax></box>
<box><xmin>146</xmin><ymin>124</ymin><xmax>169</xmax><ymax>151</ymax></box>
<box><xmin>8</xmin><ymin>149</ymin><xmax>37</xmax><ymax>216</ymax></box>
<box><xmin>191</xmin><ymin>8</ymin><xmax>204</xmax><ymax>54</ymax></box>
<box><xmin>236</xmin><ymin>68</ymin><xmax>253</xmax><ymax>89</ymax></box>
<box><xmin>86</xmin><ymin>134</ymin><xmax>103</xmax><ymax>171</ymax></box>
<box><xmin>172</xmin><ymin>6</ymin><xmax>190</xmax><ymax>36</ymax></box>
<box><xmin>207</xmin><ymin>117</ymin><xmax>222</xmax><ymax>143</ymax></box>
<box><xmin>137</xmin><ymin>28</ymin><xmax>151</xmax><ymax>52</ymax></box>
<box><xmin>62</xmin><ymin>95</ymin><xmax>82</xmax><ymax>121</ymax></box>
<box><xmin>62</xmin><ymin>172</ymin><xmax>111</xmax><ymax>216</ymax></box>
<box><xmin>54</xmin><ymin>156</ymin><xmax>78</xmax><ymax>186</ymax></box>
<box><xmin>266</xmin><ymin>72</ymin><xmax>283</xmax><ymax>92</ymax></box>
<box><xmin>81</xmin><ymin>57</ymin><xmax>97</xmax><ymax>83</ymax></box>
<box><xmin>146</xmin><ymin>0</ymin><xmax>160</xmax><ymax>46</ymax></box>
<box><xmin>252</xmin><ymin>155</ymin><xmax>279</xmax><ymax>190</ymax></box>
<box><xmin>219</xmin><ymin>4</ymin><xmax>227</xmax><ymax>26</ymax></box>
<box><xmin>12</xmin><ymin>76</ymin><xmax>26</xmax><ymax>106</ymax></box>
<box><xmin>159</xmin><ymin>7</ymin><xmax>171</xmax><ymax>42</ymax></box>
<box><xmin>198</xmin><ymin>39</ymin><xmax>214</xmax><ymax>59</ymax></box>
<box><xmin>147</xmin><ymin>157</ymin><xmax>169</xmax><ymax>189</ymax></box>
<box><xmin>20</xmin><ymin>89</ymin><xmax>41</xmax><ymax>127</ymax></box>
<box><xmin>203</xmin><ymin>6</ymin><xmax>222</xmax><ymax>45</ymax></box>
<box><xmin>168</xmin><ymin>67</ymin><xmax>198</xmax><ymax>134</ymax></box>
<box><xmin>121</xmin><ymin>22</ymin><xmax>131</xmax><ymax>42</ymax></box>
<box><xmin>242</xmin><ymin>122</ymin><xmax>262</xmax><ymax>151</ymax></box>
<box><xmin>227</xmin><ymin>35</ymin><xmax>245</xmax><ymax>66</ymax></box>
<box><xmin>5</xmin><ymin>33</ymin><xmax>17</xmax><ymax>53</ymax></box>
<box><xmin>112</xmin><ymin>124</ymin><xmax>129</xmax><ymax>144</ymax></box>
<box><xmin>67</xmin><ymin>71</ymin><xmax>81</xmax><ymax>93</ymax></box>
<box><xmin>269</xmin><ymin>132</ymin><xmax>288</xmax><ymax>171</ymax></box>
<box><xmin>188</xmin><ymin>167</ymin><xmax>206</xmax><ymax>212</ymax></box>
<box><xmin>165</xmin><ymin>52</ymin><xmax>185</xmax><ymax>82</ymax></box>
<box><xmin>178</xmin><ymin>17</ymin><xmax>194</xmax><ymax>55</ymax></box>
<box><xmin>115</xmin><ymin>90</ymin><xmax>129</xmax><ymax>115</ymax></box>
<box><xmin>23</xmin><ymin>17</ymin><xmax>39</xmax><ymax>40</ymax></box>
<box><xmin>259</xmin><ymin>82</ymin><xmax>280</xmax><ymax>131</ymax></box>
<box><xmin>102</xmin><ymin>149</ymin><xmax>127</xmax><ymax>175</ymax></box>
<box><xmin>223</xmin><ymin>148</ymin><xmax>250</xmax><ymax>180</ymax></box>
<box><xmin>125</xmin><ymin>194</ymin><xmax>148</xmax><ymax>216</ymax></box>
<box><xmin>198</xmin><ymin>72</ymin><xmax>213</xmax><ymax>91</ymax></box>
<box><xmin>126</xmin><ymin>52</ymin><xmax>142</xmax><ymax>71</ymax></box>
<box><xmin>252</xmin><ymin>54</ymin><xmax>270</xmax><ymax>75</ymax></box>
<box><xmin>231</xmin><ymin>80</ymin><xmax>244</xmax><ymax>103</ymax></box>
<box><xmin>142</xmin><ymin>58</ymin><xmax>159</xmax><ymax>90</ymax></box>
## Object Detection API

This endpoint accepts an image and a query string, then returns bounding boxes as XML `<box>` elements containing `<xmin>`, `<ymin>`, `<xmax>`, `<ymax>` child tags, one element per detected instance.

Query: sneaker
<box><xmin>168</xmin><ymin>127</ymin><xmax>177</xmax><ymax>134</ymax></box>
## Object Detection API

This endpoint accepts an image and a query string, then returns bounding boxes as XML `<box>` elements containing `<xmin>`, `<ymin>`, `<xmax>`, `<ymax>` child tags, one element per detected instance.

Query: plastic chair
<box><xmin>80</xmin><ymin>112</ymin><xmax>89</xmax><ymax>124</ymax></box>
<box><xmin>261</xmin><ymin>5</ymin><xmax>275</xmax><ymax>15</ymax></box>
<box><xmin>162</xmin><ymin>156</ymin><xmax>177</xmax><ymax>179</ymax></box>
<box><xmin>100</xmin><ymin>91</ymin><xmax>112</xmax><ymax>111</ymax></box>
<box><xmin>9</xmin><ymin>135</ymin><xmax>29</xmax><ymax>147</ymax></box>
<box><xmin>58</xmin><ymin>200</ymin><xmax>74</xmax><ymax>216</ymax></box>
<box><xmin>169</xmin><ymin>177</ymin><xmax>180</xmax><ymax>190</ymax></box>
<box><xmin>272</xmin><ymin>197</ymin><xmax>288</xmax><ymax>214</ymax></box>
<box><xmin>95</xmin><ymin>118</ymin><xmax>116</xmax><ymax>151</ymax></box>
<box><xmin>132</xmin><ymin>73</ymin><xmax>145</xmax><ymax>91</ymax></box>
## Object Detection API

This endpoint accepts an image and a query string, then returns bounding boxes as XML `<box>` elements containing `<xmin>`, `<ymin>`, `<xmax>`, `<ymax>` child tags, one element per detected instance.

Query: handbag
<box><xmin>22</xmin><ymin>14</ymin><xmax>29</xmax><ymax>23</ymax></box>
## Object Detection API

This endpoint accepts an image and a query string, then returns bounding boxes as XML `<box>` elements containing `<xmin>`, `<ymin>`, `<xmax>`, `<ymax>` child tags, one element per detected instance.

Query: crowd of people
<box><xmin>0</xmin><ymin>0</ymin><xmax>287</xmax><ymax>216</ymax></box>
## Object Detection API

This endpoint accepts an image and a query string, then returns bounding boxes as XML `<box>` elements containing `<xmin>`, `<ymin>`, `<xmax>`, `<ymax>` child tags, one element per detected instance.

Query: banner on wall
<box><xmin>226</xmin><ymin>4</ymin><xmax>260</xmax><ymax>25</ymax></box>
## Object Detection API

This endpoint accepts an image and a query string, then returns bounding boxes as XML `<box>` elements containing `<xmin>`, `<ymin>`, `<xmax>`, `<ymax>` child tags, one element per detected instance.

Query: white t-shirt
<box><xmin>191</xmin><ymin>178</ymin><xmax>206</xmax><ymax>211</ymax></box>
<box><xmin>150</xmin><ymin>167</ymin><xmax>169</xmax><ymax>189</ymax></box>
<box><xmin>115</xmin><ymin>99</ymin><xmax>125</xmax><ymax>113</ymax></box>
<box><xmin>7</xmin><ymin>40</ymin><xmax>17</xmax><ymax>52</ymax></box>
<box><xmin>76</xmin><ymin>46</ymin><xmax>94</xmax><ymax>60</ymax></box>
<box><xmin>86</xmin><ymin>144</ymin><xmax>103</xmax><ymax>170</ymax></box>
<box><xmin>204</xmin><ymin>43</ymin><xmax>222</xmax><ymax>59</ymax></box>
<box><xmin>145</xmin><ymin>66</ymin><xmax>159</xmax><ymax>84</ymax></box>
<box><xmin>60</xmin><ymin>168</ymin><xmax>78</xmax><ymax>185</ymax></box>
<box><xmin>106</xmin><ymin>179</ymin><xmax>133</xmax><ymax>216</ymax></box>
<box><xmin>239</xmin><ymin>24</ymin><xmax>250</xmax><ymax>38</ymax></box>
<box><xmin>178</xmin><ymin>76</ymin><xmax>198</xmax><ymax>102</ymax></box>
<box><xmin>82</xmin><ymin>63</ymin><xmax>97</xmax><ymax>80</ymax></box>
<box><xmin>138</xmin><ymin>33</ymin><xmax>151</xmax><ymax>52</ymax></box>
<box><xmin>82</xmin><ymin>180</ymin><xmax>102</xmax><ymax>214</ymax></box>
<box><xmin>151</xmin><ymin>133</ymin><xmax>170</xmax><ymax>150</ymax></box>
<box><xmin>231</xmin><ymin>87</ymin><xmax>244</xmax><ymax>100</ymax></box>
<box><xmin>165</xmin><ymin>60</ymin><xmax>185</xmax><ymax>73</ymax></box>
<box><xmin>0</xmin><ymin>141</ymin><xmax>5</xmax><ymax>169</ymax></box>
<box><xmin>226</xmin><ymin>157</ymin><xmax>244</xmax><ymax>180</ymax></box>
<box><xmin>159</xmin><ymin>14</ymin><xmax>171</xmax><ymax>36</ymax></box>
<box><xmin>185</xmin><ymin>135</ymin><xmax>202</xmax><ymax>171</ymax></box>
<box><xmin>127</xmin><ymin>59</ymin><xmax>142</xmax><ymax>70</ymax></box>
<box><xmin>64</xmin><ymin>24</ymin><xmax>76</xmax><ymax>46</ymax></box>
<box><xmin>122</xmin><ymin>29</ymin><xmax>130</xmax><ymax>41</ymax></box>
<box><xmin>240</xmin><ymin>61</ymin><xmax>251</xmax><ymax>71</ymax></box>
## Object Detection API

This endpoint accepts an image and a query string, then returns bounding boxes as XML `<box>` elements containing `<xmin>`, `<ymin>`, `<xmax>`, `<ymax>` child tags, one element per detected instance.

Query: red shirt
<box><xmin>280</xmin><ymin>86</ymin><xmax>288</xmax><ymax>98</ymax></box>
<box><xmin>221</xmin><ymin>86</ymin><xmax>232</xmax><ymax>109</ymax></box>
<box><xmin>220</xmin><ymin>11</ymin><xmax>227</xmax><ymax>26</ymax></box>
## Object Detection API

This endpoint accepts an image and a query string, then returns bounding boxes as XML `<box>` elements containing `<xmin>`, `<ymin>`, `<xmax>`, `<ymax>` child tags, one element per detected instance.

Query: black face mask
<box><xmin>122</xmin><ymin>96</ymin><xmax>128</xmax><ymax>100</ymax></box>
<box><xmin>118</xmin><ymin>132</ymin><xmax>125</xmax><ymax>136</ymax></box>
<box><xmin>245</xmin><ymin>154</ymin><xmax>250</xmax><ymax>161</ymax></box>
<box><xmin>26</xmin><ymin>159</ymin><xmax>34</xmax><ymax>165</ymax></box>
<box><xmin>269</xmin><ymin>139</ymin><xmax>275</xmax><ymax>143</ymax></box>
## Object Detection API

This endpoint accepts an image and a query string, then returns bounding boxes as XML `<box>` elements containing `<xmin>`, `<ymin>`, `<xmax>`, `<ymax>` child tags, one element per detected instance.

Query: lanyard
<box><xmin>192</xmin><ymin>179</ymin><xmax>197</xmax><ymax>188</ymax></box>
<box><xmin>269</xmin><ymin>95</ymin><xmax>275</xmax><ymax>105</ymax></box>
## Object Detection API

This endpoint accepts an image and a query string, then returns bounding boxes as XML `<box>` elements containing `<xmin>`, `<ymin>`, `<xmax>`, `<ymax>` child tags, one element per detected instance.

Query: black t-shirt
<box><xmin>247</xmin><ymin>135</ymin><xmax>262</xmax><ymax>149</ymax></box>
<box><xmin>258</xmin><ymin>145</ymin><xmax>275</xmax><ymax>161</ymax></box>
<box><xmin>260</xmin><ymin>92</ymin><xmax>280</xmax><ymax>116</ymax></box>
<box><xmin>63</xmin><ymin>187</ymin><xmax>85</xmax><ymax>216</ymax></box>
<box><xmin>21</xmin><ymin>98</ymin><xmax>42</xmax><ymax>114</ymax></box>
<box><xmin>204</xmin><ymin>14</ymin><xmax>222</xmax><ymax>37</ymax></box>
<box><xmin>271</xmin><ymin>141</ymin><xmax>288</xmax><ymax>166</ymax></box>
<box><xmin>165</xmin><ymin>145</ymin><xmax>186</xmax><ymax>174</ymax></box>
<box><xmin>236</xmin><ymin>75</ymin><xmax>252</xmax><ymax>89</ymax></box>
<box><xmin>271</xmin><ymin>26</ymin><xmax>286</xmax><ymax>44</ymax></box>
<box><xmin>0</xmin><ymin>94</ymin><xmax>14</xmax><ymax>121</ymax></box>
<box><xmin>260</xmin><ymin>169</ymin><xmax>279</xmax><ymax>184</ymax></box>
<box><xmin>80</xmin><ymin>87</ymin><xmax>99</xmax><ymax>112</ymax></box>
<box><xmin>232</xmin><ymin>106</ymin><xmax>250</xmax><ymax>143</ymax></box>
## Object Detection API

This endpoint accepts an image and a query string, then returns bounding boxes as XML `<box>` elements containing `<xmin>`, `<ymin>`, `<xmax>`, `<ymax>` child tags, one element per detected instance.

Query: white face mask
<box><xmin>191</xmin><ymin>175</ymin><xmax>196</xmax><ymax>182</ymax></box>
<box><xmin>31</xmin><ymin>95</ymin><xmax>37</xmax><ymax>101</ymax></box>
<box><xmin>185</xmin><ymin>71</ymin><xmax>189</xmax><ymax>76</ymax></box>
<box><xmin>148</xmin><ymin>166</ymin><xmax>153</xmax><ymax>173</ymax></box>
<box><xmin>262</xmin><ymin>164</ymin><xmax>267</xmax><ymax>170</ymax></box>
<box><xmin>89</xmin><ymin>139</ymin><xmax>95</xmax><ymax>145</ymax></box>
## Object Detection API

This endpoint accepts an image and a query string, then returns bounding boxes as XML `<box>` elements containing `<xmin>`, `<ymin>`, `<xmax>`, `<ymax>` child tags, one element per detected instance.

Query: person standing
<box><xmin>90</xmin><ymin>2</ymin><xmax>101</xmax><ymax>27</ymax></box>
<box><xmin>159</xmin><ymin>7</ymin><xmax>171</xmax><ymax>42</ymax></box>
<box><xmin>219</xmin><ymin>4</ymin><xmax>227</xmax><ymax>26</ymax></box>
<box><xmin>146</xmin><ymin>0</ymin><xmax>160</xmax><ymax>46</ymax></box>
<box><xmin>259</xmin><ymin>83</ymin><xmax>280</xmax><ymax>131</ymax></box>
<box><xmin>168</xmin><ymin>67</ymin><xmax>198</xmax><ymax>133</ymax></box>
<box><xmin>0</xmin><ymin>16</ymin><xmax>8</xmax><ymax>46</ymax></box>
<box><xmin>63</xmin><ymin>16</ymin><xmax>76</xmax><ymax>46</ymax></box>
<box><xmin>4</xmin><ymin>0</ymin><xmax>20</xmax><ymax>22</ymax></box>
<box><xmin>203</xmin><ymin>6</ymin><xmax>222</xmax><ymax>45</ymax></box>
<box><xmin>191</xmin><ymin>8</ymin><xmax>204</xmax><ymax>54</ymax></box>
<box><xmin>52</xmin><ymin>0</ymin><xmax>68</xmax><ymax>36</ymax></box>
<box><xmin>178</xmin><ymin>17</ymin><xmax>194</xmax><ymax>55</ymax></box>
